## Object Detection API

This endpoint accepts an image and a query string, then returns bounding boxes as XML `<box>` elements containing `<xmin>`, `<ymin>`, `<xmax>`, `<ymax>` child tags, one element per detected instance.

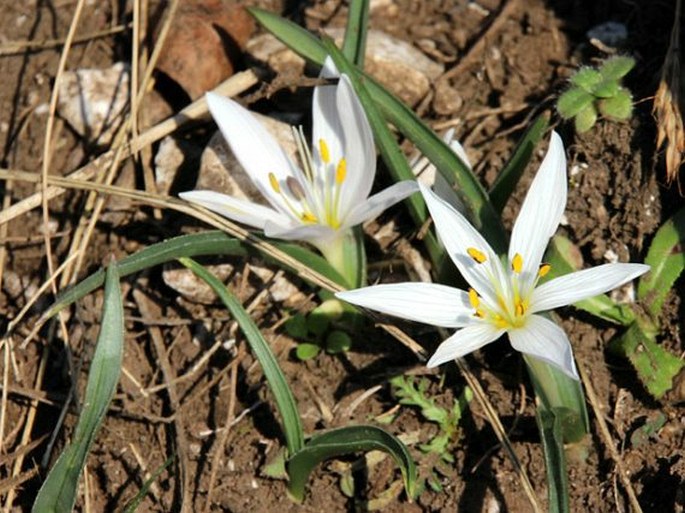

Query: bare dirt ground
<box><xmin>0</xmin><ymin>0</ymin><xmax>683</xmax><ymax>511</ymax></box>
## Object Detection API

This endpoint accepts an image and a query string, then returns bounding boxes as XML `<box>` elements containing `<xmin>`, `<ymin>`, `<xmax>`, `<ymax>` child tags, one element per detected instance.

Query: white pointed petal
<box><xmin>321</xmin><ymin>56</ymin><xmax>340</xmax><ymax>78</ymax></box>
<box><xmin>444</xmin><ymin>130</ymin><xmax>472</xmax><ymax>170</ymax></box>
<box><xmin>427</xmin><ymin>323</ymin><xmax>504</xmax><ymax>367</ymax></box>
<box><xmin>205</xmin><ymin>92</ymin><xmax>297</xmax><ymax>212</ymax></box>
<box><xmin>337</xmin><ymin>75</ymin><xmax>376</xmax><ymax>216</ymax></box>
<box><xmin>344</xmin><ymin>181</ymin><xmax>419</xmax><ymax>227</ymax></box>
<box><xmin>419</xmin><ymin>183</ymin><xmax>509</xmax><ymax>304</ymax></box>
<box><xmin>180</xmin><ymin>190</ymin><xmax>287</xmax><ymax>230</ymax></box>
<box><xmin>509</xmin><ymin>132</ymin><xmax>567</xmax><ymax>288</ymax></box>
<box><xmin>336</xmin><ymin>283</ymin><xmax>475</xmax><ymax>328</ymax></box>
<box><xmin>312</xmin><ymin>83</ymin><xmax>344</xmax><ymax>169</ymax></box>
<box><xmin>530</xmin><ymin>263</ymin><xmax>650</xmax><ymax>313</ymax></box>
<box><xmin>433</xmin><ymin>174</ymin><xmax>465</xmax><ymax>213</ymax></box>
<box><xmin>264</xmin><ymin>221</ymin><xmax>334</xmax><ymax>244</ymax></box>
<box><xmin>508</xmin><ymin>315</ymin><xmax>579</xmax><ymax>380</ymax></box>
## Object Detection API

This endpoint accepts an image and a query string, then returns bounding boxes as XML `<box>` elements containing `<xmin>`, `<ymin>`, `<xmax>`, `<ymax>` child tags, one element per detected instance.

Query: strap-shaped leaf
<box><xmin>32</xmin><ymin>264</ymin><xmax>124</xmax><ymax>513</ymax></box>
<box><xmin>179</xmin><ymin>257</ymin><xmax>304</xmax><ymax>454</ymax></box>
<box><xmin>638</xmin><ymin>205</ymin><xmax>685</xmax><ymax>317</ymax></box>
<box><xmin>535</xmin><ymin>406</ymin><xmax>570</xmax><ymax>513</ymax></box>
<box><xmin>287</xmin><ymin>425</ymin><xmax>416</xmax><ymax>502</ymax></box>
<box><xmin>544</xmin><ymin>235</ymin><xmax>636</xmax><ymax>325</ymax></box>
<box><xmin>42</xmin><ymin>231</ymin><xmax>347</xmax><ymax>322</ymax></box>
<box><xmin>342</xmin><ymin>0</ymin><xmax>370</xmax><ymax>67</ymax></box>
<box><xmin>489</xmin><ymin>113</ymin><xmax>549</xmax><ymax>213</ymax></box>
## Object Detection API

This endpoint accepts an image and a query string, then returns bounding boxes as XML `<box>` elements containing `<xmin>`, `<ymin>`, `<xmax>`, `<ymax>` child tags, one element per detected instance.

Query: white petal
<box><xmin>179</xmin><ymin>190</ymin><xmax>288</xmax><ymax>230</ymax></box>
<box><xmin>312</xmin><ymin>83</ymin><xmax>344</xmax><ymax>170</ymax></box>
<box><xmin>509</xmin><ymin>132</ymin><xmax>567</xmax><ymax>289</ymax></box>
<box><xmin>530</xmin><ymin>263</ymin><xmax>650</xmax><ymax>313</ymax></box>
<box><xmin>336</xmin><ymin>283</ymin><xmax>475</xmax><ymax>328</ymax></box>
<box><xmin>427</xmin><ymin>323</ymin><xmax>504</xmax><ymax>367</ymax></box>
<box><xmin>344</xmin><ymin>181</ymin><xmax>419</xmax><ymax>227</ymax></box>
<box><xmin>264</xmin><ymin>221</ymin><xmax>335</xmax><ymax>245</ymax></box>
<box><xmin>205</xmin><ymin>92</ymin><xmax>298</xmax><ymax>213</ymax></box>
<box><xmin>321</xmin><ymin>56</ymin><xmax>339</xmax><ymax>78</ymax></box>
<box><xmin>336</xmin><ymin>75</ymin><xmax>376</xmax><ymax>217</ymax></box>
<box><xmin>420</xmin><ymin>183</ymin><xmax>510</xmax><ymax>306</ymax></box>
<box><xmin>508</xmin><ymin>315</ymin><xmax>578</xmax><ymax>380</ymax></box>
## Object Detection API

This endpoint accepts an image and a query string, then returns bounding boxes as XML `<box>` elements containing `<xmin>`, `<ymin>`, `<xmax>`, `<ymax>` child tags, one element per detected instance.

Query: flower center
<box><xmin>465</xmin><ymin>248</ymin><xmax>551</xmax><ymax>330</ymax></box>
<box><xmin>266</xmin><ymin>129</ymin><xmax>347</xmax><ymax>229</ymax></box>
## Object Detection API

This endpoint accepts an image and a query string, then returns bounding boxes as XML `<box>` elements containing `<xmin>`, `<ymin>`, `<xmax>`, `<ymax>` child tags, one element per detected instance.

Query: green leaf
<box><xmin>574</xmin><ymin>103</ymin><xmax>598</xmax><ymax>133</ymax></box>
<box><xmin>557</xmin><ymin>88</ymin><xmax>594</xmax><ymax>119</ymax></box>
<box><xmin>609</xmin><ymin>318</ymin><xmax>685</xmax><ymax>399</ymax></box>
<box><xmin>296</xmin><ymin>343</ymin><xmax>321</xmax><ymax>361</ymax></box>
<box><xmin>638</xmin><ymin>205</ymin><xmax>685</xmax><ymax>317</ymax></box>
<box><xmin>535</xmin><ymin>406</ymin><xmax>570</xmax><ymax>513</ymax></box>
<box><xmin>179</xmin><ymin>258</ymin><xmax>304</xmax><ymax>454</ymax></box>
<box><xmin>569</xmin><ymin>67</ymin><xmax>602</xmax><ymax>92</ymax></box>
<box><xmin>591</xmin><ymin>79</ymin><xmax>620</xmax><ymax>99</ymax></box>
<box><xmin>544</xmin><ymin>235</ymin><xmax>636</xmax><ymax>325</ymax></box>
<box><xmin>247</xmin><ymin>7</ymin><xmax>327</xmax><ymax>65</ymax></box>
<box><xmin>42</xmin><ymin>231</ymin><xmax>348</xmax><ymax>322</ymax></box>
<box><xmin>488</xmin><ymin>112</ymin><xmax>549</xmax><ymax>214</ymax></box>
<box><xmin>598</xmin><ymin>88</ymin><xmax>633</xmax><ymax>120</ymax></box>
<box><xmin>342</xmin><ymin>0</ymin><xmax>370</xmax><ymax>67</ymax></box>
<box><xmin>325</xmin><ymin>331</ymin><xmax>352</xmax><ymax>353</ymax></box>
<box><xmin>287</xmin><ymin>425</ymin><xmax>417</xmax><ymax>502</ymax></box>
<box><xmin>32</xmin><ymin>264</ymin><xmax>124</xmax><ymax>513</ymax></box>
<box><xmin>285</xmin><ymin>314</ymin><xmax>309</xmax><ymax>338</ymax></box>
<box><xmin>598</xmin><ymin>55</ymin><xmax>635</xmax><ymax>81</ymax></box>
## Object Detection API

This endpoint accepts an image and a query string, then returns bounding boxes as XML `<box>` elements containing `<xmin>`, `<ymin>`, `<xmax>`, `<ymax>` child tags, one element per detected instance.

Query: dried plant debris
<box><xmin>653</xmin><ymin>0</ymin><xmax>685</xmax><ymax>189</ymax></box>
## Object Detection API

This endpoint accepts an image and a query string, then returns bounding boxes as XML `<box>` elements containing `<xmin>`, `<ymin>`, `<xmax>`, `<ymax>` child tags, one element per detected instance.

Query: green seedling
<box><xmin>286</xmin><ymin>299</ymin><xmax>353</xmax><ymax>360</ymax></box>
<box><xmin>390</xmin><ymin>376</ymin><xmax>472</xmax><ymax>492</ymax></box>
<box><xmin>557</xmin><ymin>56</ymin><xmax>635</xmax><ymax>132</ymax></box>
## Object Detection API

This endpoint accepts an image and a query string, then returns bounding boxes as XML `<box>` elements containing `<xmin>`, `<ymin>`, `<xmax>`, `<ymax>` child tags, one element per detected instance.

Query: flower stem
<box><xmin>316</xmin><ymin>227</ymin><xmax>366</xmax><ymax>289</ymax></box>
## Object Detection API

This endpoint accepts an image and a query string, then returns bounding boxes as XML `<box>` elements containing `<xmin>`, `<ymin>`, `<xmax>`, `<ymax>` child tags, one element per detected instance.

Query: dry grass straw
<box><xmin>653</xmin><ymin>0</ymin><xmax>684</xmax><ymax>189</ymax></box>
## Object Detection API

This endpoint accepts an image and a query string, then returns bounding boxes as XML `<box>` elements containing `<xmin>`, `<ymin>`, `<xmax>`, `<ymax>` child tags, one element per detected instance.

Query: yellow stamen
<box><xmin>493</xmin><ymin>314</ymin><xmax>508</xmax><ymax>329</ymax></box>
<box><xmin>319</xmin><ymin>138</ymin><xmax>330</xmax><ymax>164</ymax></box>
<box><xmin>467</xmin><ymin>247</ymin><xmax>487</xmax><ymax>264</ymax></box>
<box><xmin>474</xmin><ymin>309</ymin><xmax>486</xmax><ymax>319</ymax></box>
<box><xmin>301</xmin><ymin>212</ymin><xmax>317</xmax><ymax>223</ymax></box>
<box><xmin>515</xmin><ymin>301</ymin><xmax>525</xmax><ymax>317</ymax></box>
<box><xmin>511</xmin><ymin>253</ymin><xmax>523</xmax><ymax>273</ymax></box>
<box><xmin>336</xmin><ymin>158</ymin><xmax>347</xmax><ymax>184</ymax></box>
<box><xmin>468</xmin><ymin>288</ymin><xmax>480</xmax><ymax>309</ymax></box>
<box><xmin>268</xmin><ymin>173</ymin><xmax>280</xmax><ymax>193</ymax></box>
<box><xmin>538</xmin><ymin>263</ymin><xmax>551</xmax><ymax>278</ymax></box>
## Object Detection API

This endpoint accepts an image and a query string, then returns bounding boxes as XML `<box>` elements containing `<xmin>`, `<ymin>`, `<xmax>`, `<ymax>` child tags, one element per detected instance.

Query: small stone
<box><xmin>163</xmin><ymin>263</ymin><xmax>235</xmax><ymax>304</ymax></box>
<box><xmin>433</xmin><ymin>78</ymin><xmax>463</xmax><ymax>115</ymax></box>
<box><xmin>57</xmin><ymin>62</ymin><xmax>129</xmax><ymax>146</ymax></box>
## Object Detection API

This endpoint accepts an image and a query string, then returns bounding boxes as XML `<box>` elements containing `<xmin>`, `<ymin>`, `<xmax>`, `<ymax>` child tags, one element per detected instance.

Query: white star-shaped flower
<box><xmin>180</xmin><ymin>74</ymin><xmax>418</xmax><ymax>257</ymax></box>
<box><xmin>337</xmin><ymin>132</ymin><xmax>649</xmax><ymax>379</ymax></box>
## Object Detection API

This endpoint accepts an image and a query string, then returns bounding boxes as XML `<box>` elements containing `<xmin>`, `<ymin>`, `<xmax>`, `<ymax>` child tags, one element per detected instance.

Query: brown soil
<box><xmin>0</xmin><ymin>0</ymin><xmax>683</xmax><ymax>512</ymax></box>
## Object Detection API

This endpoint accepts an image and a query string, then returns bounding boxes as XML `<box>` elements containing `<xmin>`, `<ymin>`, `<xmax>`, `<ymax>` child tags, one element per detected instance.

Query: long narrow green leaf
<box><xmin>544</xmin><ymin>235</ymin><xmax>636</xmax><ymax>325</ymax></box>
<box><xmin>247</xmin><ymin>7</ymin><xmax>507</xmax><ymax>251</ymax></box>
<box><xmin>489</xmin><ymin>113</ymin><xmax>549</xmax><ymax>214</ymax></box>
<box><xmin>42</xmin><ymin>231</ymin><xmax>347</xmax><ymax>321</ymax></box>
<box><xmin>638</xmin><ymin>205</ymin><xmax>685</xmax><ymax>317</ymax></box>
<box><xmin>536</xmin><ymin>407</ymin><xmax>570</xmax><ymax>513</ymax></box>
<box><xmin>122</xmin><ymin>454</ymin><xmax>175</xmax><ymax>513</ymax></box>
<box><xmin>287</xmin><ymin>425</ymin><xmax>416</xmax><ymax>502</ymax></box>
<box><xmin>32</xmin><ymin>264</ymin><xmax>124</xmax><ymax>513</ymax></box>
<box><xmin>179</xmin><ymin>257</ymin><xmax>304</xmax><ymax>454</ymax></box>
<box><xmin>342</xmin><ymin>0</ymin><xmax>370</xmax><ymax>67</ymax></box>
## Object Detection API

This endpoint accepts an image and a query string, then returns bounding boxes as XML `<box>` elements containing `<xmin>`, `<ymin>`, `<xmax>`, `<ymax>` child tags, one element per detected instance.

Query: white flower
<box><xmin>180</xmin><ymin>74</ymin><xmax>418</xmax><ymax>256</ymax></box>
<box><xmin>337</xmin><ymin>132</ymin><xmax>649</xmax><ymax>379</ymax></box>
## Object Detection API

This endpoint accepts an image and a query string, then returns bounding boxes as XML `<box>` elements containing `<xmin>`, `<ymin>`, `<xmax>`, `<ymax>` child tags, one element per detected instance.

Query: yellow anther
<box><xmin>268</xmin><ymin>173</ymin><xmax>280</xmax><ymax>193</ymax></box>
<box><xmin>301</xmin><ymin>212</ymin><xmax>317</xmax><ymax>223</ymax></box>
<box><xmin>515</xmin><ymin>301</ymin><xmax>525</xmax><ymax>317</ymax></box>
<box><xmin>319</xmin><ymin>138</ymin><xmax>330</xmax><ymax>164</ymax></box>
<box><xmin>493</xmin><ymin>314</ymin><xmax>508</xmax><ymax>329</ymax></box>
<box><xmin>467</xmin><ymin>247</ymin><xmax>487</xmax><ymax>264</ymax></box>
<box><xmin>474</xmin><ymin>309</ymin><xmax>486</xmax><ymax>319</ymax></box>
<box><xmin>468</xmin><ymin>288</ymin><xmax>480</xmax><ymax>309</ymax></box>
<box><xmin>511</xmin><ymin>253</ymin><xmax>523</xmax><ymax>274</ymax></box>
<box><xmin>538</xmin><ymin>263</ymin><xmax>551</xmax><ymax>278</ymax></box>
<box><xmin>336</xmin><ymin>158</ymin><xmax>347</xmax><ymax>184</ymax></box>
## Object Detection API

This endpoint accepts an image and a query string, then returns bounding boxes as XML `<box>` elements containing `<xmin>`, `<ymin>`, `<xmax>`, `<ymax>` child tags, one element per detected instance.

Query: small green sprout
<box><xmin>390</xmin><ymin>376</ymin><xmax>472</xmax><ymax>492</ymax></box>
<box><xmin>285</xmin><ymin>299</ymin><xmax>352</xmax><ymax>360</ymax></box>
<box><xmin>557</xmin><ymin>55</ymin><xmax>635</xmax><ymax>133</ymax></box>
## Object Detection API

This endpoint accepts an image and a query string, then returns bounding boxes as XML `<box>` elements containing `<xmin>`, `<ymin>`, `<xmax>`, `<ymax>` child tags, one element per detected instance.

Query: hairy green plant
<box><xmin>557</xmin><ymin>56</ymin><xmax>635</xmax><ymax>132</ymax></box>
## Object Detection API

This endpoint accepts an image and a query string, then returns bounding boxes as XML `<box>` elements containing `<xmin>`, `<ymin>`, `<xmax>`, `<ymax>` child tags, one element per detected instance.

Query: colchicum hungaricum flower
<box><xmin>337</xmin><ymin>132</ymin><xmax>649</xmax><ymax>379</ymax></box>
<box><xmin>180</xmin><ymin>73</ymin><xmax>418</xmax><ymax>285</ymax></box>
